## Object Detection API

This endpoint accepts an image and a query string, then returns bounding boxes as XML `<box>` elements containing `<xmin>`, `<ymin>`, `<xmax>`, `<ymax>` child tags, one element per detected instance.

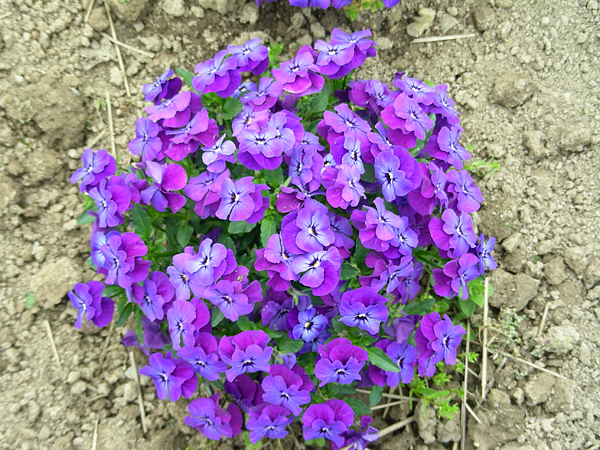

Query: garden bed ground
<box><xmin>0</xmin><ymin>0</ymin><xmax>599</xmax><ymax>449</ymax></box>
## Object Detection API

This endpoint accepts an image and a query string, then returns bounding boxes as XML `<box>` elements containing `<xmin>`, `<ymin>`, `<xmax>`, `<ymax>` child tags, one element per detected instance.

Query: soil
<box><xmin>0</xmin><ymin>0</ymin><xmax>599</xmax><ymax>449</ymax></box>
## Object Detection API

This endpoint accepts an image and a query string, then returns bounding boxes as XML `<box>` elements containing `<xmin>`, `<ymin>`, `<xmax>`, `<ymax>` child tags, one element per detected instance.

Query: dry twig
<box><xmin>496</xmin><ymin>352</ymin><xmax>568</xmax><ymax>381</ymax></box>
<box><xmin>537</xmin><ymin>302</ymin><xmax>550</xmax><ymax>337</ymax></box>
<box><xmin>91</xmin><ymin>418</ymin><xmax>99</xmax><ymax>450</ymax></box>
<box><xmin>481</xmin><ymin>277</ymin><xmax>489</xmax><ymax>399</ymax></box>
<box><xmin>355</xmin><ymin>389</ymin><xmax>411</xmax><ymax>401</ymax></box>
<box><xmin>461</xmin><ymin>320</ymin><xmax>470</xmax><ymax>450</ymax></box>
<box><xmin>105</xmin><ymin>90</ymin><xmax>116</xmax><ymax>158</ymax></box>
<box><xmin>383</xmin><ymin>386</ymin><xmax>397</xmax><ymax>418</ymax></box>
<box><xmin>412</xmin><ymin>34</ymin><xmax>476</xmax><ymax>44</ymax></box>
<box><xmin>104</xmin><ymin>1</ymin><xmax>131</xmax><ymax>96</ymax></box>
<box><xmin>0</xmin><ymin>11</ymin><xmax>12</xmax><ymax>20</ymax></box>
<box><xmin>99</xmin><ymin>32</ymin><xmax>154</xmax><ymax>58</ymax></box>
<box><xmin>130</xmin><ymin>351</ymin><xmax>148</xmax><ymax>434</ymax></box>
<box><xmin>44</xmin><ymin>320</ymin><xmax>62</xmax><ymax>371</ymax></box>
<box><xmin>84</xmin><ymin>0</ymin><xmax>96</xmax><ymax>23</ymax></box>
<box><xmin>87</xmin><ymin>129</ymin><xmax>108</xmax><ymax>149</ymax></box>
<box><xmin>371</xmin><ymin>399</ymin><xmax>408</xmax><ymax>411</ymax></box>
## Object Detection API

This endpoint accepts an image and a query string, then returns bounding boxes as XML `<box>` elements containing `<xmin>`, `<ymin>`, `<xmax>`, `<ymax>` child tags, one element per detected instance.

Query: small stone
<box><xmin>502</xmin><ymin>232</ymin><xmax>521</xmax><ymax>253</ymax></box>
<box><xmin>546</xmin><ymin>325</ymin><xmax>580</xmax><ymax>353</ymax></box>
<box><xmin>495</xmin><ymin>0</ymin><xmax>513</xmax><ymax>7</ymax></box>
<box><xmin>161</xmin><ymin>0</ymin><xmax>185</xmax><ymax>17</ymax></box>
<box><xmin>310</xmin><ymin>22</ymin><xmax>326</xmax><ymax>39</ymax></box>
<box><xmin>123</xmin><ymin>382</ymin><xmax>137</xmax><ymax>403</ymax></box>
<box><xmin>472</xmin><ymin>5</ymin><xmax>497</xmax><ymax>31</ymax></box>
<box><xmin>71</xmin><ymin>381</ymin><xmax>87</xmax><ymax>395</ymax></box>
<box><xmin>447</xmin><ymin>6</ymin><xmax>458</xmax><ymax>16</ymax></box>
<box><xmin>584</xmin><ymin>256</ymin><xmax>600</xmax><ymax>287</ymax></box>
<box><xmin>28</xmin><ymin>401</ymin><xmax>42</xmax><ymax>423</ymax></box>
<box><xmin>133</xmin><ymin>22</ymin><xmax>145</xmax><ymax>32</ymax></box>
<box><xmin>564</xmin><ymin>247</ymin><xmax>587</xmax><ymax>276</ymax></box>
<box><xmin>490</xmin><ymin>269</ymin><xmax>539</xmax><ymax>311</ymax></box>
<box><xmin>191</xmin><ymin>6</ymin><xmax>205</xmax><ymax>18</ymax></box>
<box><xmin>437</xmin><ymin>413</ymin><xmax>460</xmax><ymax>443</ymax></box>
<box><xmin>537</xmin><ymin>240</ymin><xmax>554</xmax><ymax>255</ymax></box>
<box><xmin>88</xmin><ymin>7</ymin><xmax>108</xmax><ymax>31</ymax></box>
<box><xmin>511</xmin><ymin>387</ymin><xmax>524</xmax><ymax>405</ymax></box>
<box><xmin>559</xmin><ymin>125</ymin><xmax>592</xmax><ymax>153</ymax></box>
<box><xmin>63</xmin><ymin>219</ymin><xmax>78</xmax><ymax>231</ymax></box>
<box><xmin>406</xmin><ymin>8</ymin><xmax>435</xmax><ymax>38</ymax></box>
<box><xmin>139</xmin><ymin>36</ymin><xmax>162</xmax><ymax>52</ymax></box>
<box><xmin>110</xmin><ymin>0</ymin><xmax>148</xmax><ymax>22</ymax></box>
<box><xmin>523</xmin><ymin>130</ymin><xmax>546</xmax><ymax>159</ymax></box>
<box><xmin>544</xmin><ymin>257</ymin><xmax>565</xmax><ymax>285</ymax></box>
<box><xmin>491</xmin><ymin>72</ymin><xmax>536</xmax><ymax>108</ymax></box>
<box><xmin>488</xmin><ymin>389</ymin><xmax>511</xmax><ymax>407</ymax></box>
<box><xmin>523</xmin><ymin>372</ymin><xmax>555</xmax><ymax>405</ymax></box>
<box><xmin>30</xmin><ymin>257</ymin><xmax>83</xmax><ymax>309</ymax></box>
<box><xmin>377</xmin><ymin>37</ymin><xmax>393</xmax><ymax>51</ymax></box>
<box><xmin>110</xmin><ymin>66</ymin><xmax>123</xmax><ymax>86</ymax></box>
<box><xmin>0</xmin><ymin>173</ymin><xmax>18</xmax><ymax>214</ymax></box>
<box><xmin>239</xmin><ymin>1</ymin><xmax>259</xmax><ymax>25</ymax></box>
<box><xmin>440</xmin><ymin>13</ymin><xmax>459</xmax><ymax>34</ymax></box>
<box><xmin>198</xmin><ymin>0</ymin><xmax>235</xmax><ymax>14</ymax></box>
<box><xmin>415</xmin><ymin>400</ymin><xmax>437</xmax><ymax>444</ymax></box>
<box><xmin>291</xmin><ymin>12</ymin><xmax>305</xmax><ymax>28</ymax></box>
<box><xmin>587</xmin><ymin>0</ymin><xmax>599</xmax><ymax>9</ymax></box>
<box><xmin>67</xmin><ymin>371</ymin><xmax>82</xmax><ymax>384</ymax></box>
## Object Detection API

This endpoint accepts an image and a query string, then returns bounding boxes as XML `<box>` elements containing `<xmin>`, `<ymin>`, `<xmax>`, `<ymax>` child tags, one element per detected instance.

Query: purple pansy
<box><xmin>302</xmin><ymin>399</ymin><xmax>354</xmax><ymax>447</ymax></box>
<box><xmin>216</xmin><ymin>176</ymin><xmax>269</xmax><ymax>223</ymax></box>
<box><xmin>262</xmin><ymin>364</ymin><xmax>313</xmax><ymax>416</ymax></box>
<box><xmin>202</xmin><ymin>280</ymin><xmax>253</xmax><ymax>321</ymax></box>
<box><xmin>128</xmin><ymin>118</ymin><xmax>162</xmax><ymax>160</ymax></box>
<box><xmin>129</xmin><ymin>271</ymin><xmax>174</xmax><ymax>322</ymax></box>
<box><xmin>185</xmin><ymin>394</ymin><xmax>243</xmax><ymax>440</ymax></box>
<box><xmin>447</xmin><ymin>169</ymin><xmax>484</xmax><ymax>213</ymax></box>
<box><xmin>139</xmin><ymin>351</ymin><xmax>196</xmax><ymax>402</ymax></box>
<box><xmin>201</xmin><ymin>134</ymin><xmax>237</xmax><ymax>173</ymax></box>
<box><xmin>292</xmin><ymin>246</ymin><xmax>342</xmax><ymax>296</ymax></box>
<box><xmin>227</xmin><ymin>38</ymin><xmax>269</xmax><ymax>75</ymax></box>
<box><xmin>68</xmin><ymin>281</ymin><xmax>114</xmax><ymax>329</ymax></box>
<box><xmin>178</xmin><ymin>332</ymin><xmax>227</xmax><ymax>381</ymax></box>
<box><xmin>476</xmin><ymin>234</ymin><xmax>497</xmax><ymax>274</ymax></box>
<box><xmin>291</xmin><ymin>306</ymin><xmax>329</xmax><ymax>342</ymax></box>
<box><xmin>415</xmin><ymin>312</ymin><xmax>465</xmax><ymax>376</ymax></box>
<box><xmin>143</xmin><ymin>68</ymin><xmax>182</xmax><ymax>103</ymax></box>
<box><xmin>218</xmin><ymin>330</ymin><xmax>273</xmax><ymax>381</ymax></box>
<box><xmin>314</xmin><ymin>338</ymin><xmax>368</xmax><ymax>386</ymax></box>
<box><xmin>339</xmin><ymin>287</ymin><xmax>389</xmax><ymax>335</ymax></box>
<box><xmin>71</xmin><ymin>149</ymin><xmax>116</xmax><ymax>193</ymax></box>
<box><xmin>247</xmin><ymin>404</ymin><xmax>293</xmax><ymax>444</ymax></box>
<box><xmin>382</xmin><ymin>93</ymin><xmax>434</xmax><ymax>141</ymax></box>
<box><xmin>272</xmin><ymin>49</ymin><xmax>324</xmax><ymax>97</ymax></box>
<box><xmin>141</xmin><ymin>161</ymin><xmax>188</xmax><ymax>213</ymax></box>
<box><xmin>429</xmin><ymin>208</ymin><xmax>477</xmax><ymax>257</ymax></box>
<box><xmin>321</xmin><ymin>164</ymin><xmax>366</xmax><ymax>209</ymax></box>
<box><xmin>99</xmin><ymin>232</ymin><xmax>150</xmax><ymax>289</ymax></box>
<box><xmin>192</xmin><ymin>50</ymin><xmax>241</xmax><ymax>98</ymax></box>
<box><xmin>88</xmin><ymin>178</ymin><xmax>131</xmax><ymax>229</ymax></box>
<box><xmin>432</xmin><ymin>253</ymin><xmax>480</xmax><ymax>300</ymax></box>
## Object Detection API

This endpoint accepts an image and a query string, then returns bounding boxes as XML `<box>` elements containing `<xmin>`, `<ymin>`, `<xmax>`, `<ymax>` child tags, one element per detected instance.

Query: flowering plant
<box><xmin>69</xmin><ymin>28</ymin><xmax>496</xmax><ymax>449</ymax></box>
<box><xmin>256</xmin><ymin>0</ymin><xmax>400</xmax><ymax>19</ymax></box>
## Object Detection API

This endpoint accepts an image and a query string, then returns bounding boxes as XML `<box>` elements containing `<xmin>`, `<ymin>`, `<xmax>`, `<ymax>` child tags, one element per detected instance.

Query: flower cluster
<box><xmin>69</xmin><ymin>28</ymin><xmax>495</xmax><ymax>448</ymax></box>
<box><xmin>255</xmin><ymin>0</ymin><xmax>401</xmax><ymax>10</ymax></box>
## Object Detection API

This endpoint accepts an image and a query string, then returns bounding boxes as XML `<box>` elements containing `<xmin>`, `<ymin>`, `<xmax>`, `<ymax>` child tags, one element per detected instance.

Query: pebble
<box><xmin>310</xmin><ymin>22</ymin><xmax>326</xmax><ymax>39</ymax></box>
<box><xmin>447</xmin><ymin>6</ymin><xmax>458</xmax><ymax>16</ymax></box>
<box><xmin>406</xmin><ymin>8</ymin><xmax>436</xmax><ymax>38</ymax></box>
<box><xmin>239</xmin><ymin>1</ymin><xmax>259</xmax><ymax>25</ymax></box>
<box><xmin>71</xmin><ymin>381</ymin><xmax>87</xmax><ymax>395</ymax></box>
<box><xmin>63</xmin><ymin>219</ymin><xmax>78</xmax><ymax>231</ymax></box>
<box><xmin>123</xmin><ymin>382</ymin><xmax>137</xmax><ymax>403</ymax></box>
<box><xmin>587</xmin><ymin>0</ymin><xmax>599</xmax><ymax>9</ymax></box>
<box><xmin>161</xmin><ymin>0</ymin><xmax>185</xmax><ymax>17</ymax></box>
<box><xmin>67</xmin><ymin>371</ymin><xmax>81</xmax><ymax>384</ymax></box>
<box><xmin>440</xmin><ymin>13</ymin><xmax>459</xmax><ymax>34</ymax></box>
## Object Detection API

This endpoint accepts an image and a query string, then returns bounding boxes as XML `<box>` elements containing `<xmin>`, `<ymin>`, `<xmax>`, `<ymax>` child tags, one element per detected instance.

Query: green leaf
<box><xmin>264</xmin><ymin>168</ymin><xmax>283</xmax><ymax>188</ymax></box>
<box><xmin>340</xmin><ymin>262</ymin><xmax>359</xmax><ymax>281</ymax></box>
<box><xmin>176</xmin><ymin>224</ymin><xmax>194</xmax><ymax>248</ymax></box>
<box><xmin>77</xmin><ymin>210</ymin><xmax>96</xmax><ymax>225</ymax></box>
<box><xmin>103</xmin><ymin>285</ymin><xmax>125</xmax><ymax>298</ymax></box>
<box><xmin>116</xmin><ymin>300</ymin><xmax>134</xmax><ymax>327</ymax></box>
<box><xmin>260</xmin><ymin>217</ymin><xmax>277</xmax><ymax>247</ymax></box>
<box><xmin>309</xmin><ymin>92</ymin><xmax>328</xmax><ymax>115</ymax></box>
<box><xmin>268</xmin><ymin>42</ymin><xmax>285</xmax><ymax>68</ymax></box>
<box><xmin>236</xmin><ymin>315</ymin><xmax>258</xmax><ymax>331</ymax></box>
<box><xmin>403</xmin><ymin>297</ymin><xmax>435</xmax><ymax>316</ymax></box>
<box><xmin>368</xmin><ymin>347</ymin><xmax>400</xmax><ymax>373</ymax></box>
<box><xmin>222</xmin><ymin>98</ymin><xmax>243</xmax><ymax>120</ymax></box>
<box><xmin>175</xmin><ymin>67</ymin><xmax>195</xmax><ymax>89</ymax></box>
<box><xmin>467</xmin><ymin>278</ymin><xmax>489</xmax><ymax>307</ymax></box>
<box><xmin>369</xmin><ymin>385</ymin><xmax>383</xmax><ymax>406</ymax></box>
<box><xmin>361</xmin><ymin>163</ymin><xmax>376</xmax><ymax>183</ymax></box>
<box><xmin>211</xmin><ymin>308</ymin><xmax>225</xmax><ymax>327</ymax></box>
<box><xmin>25</xmin><ymin>293</ymin><xmax>36</xmax><ymax>309</ymax></box>
<box><xmin>86</xmin><ymin>257</ymin><xmax>97</xmax><ymax>270</ymax></box>
<box><xmin>243</xmin><ymin>431</ymin><xmax>263</xmax><ymax>450</ymax></box>
<box><xmin>228</xmin><ymin>221</ymin><xmax>257</xmax><ymax>234</ymax></box>
<box><xmin>277</xmin><ymin>335</ymin><xmax>304</xmax><ymax>353</ymax></box>
<box><xmin>345</xmin><ymin>398</ymin><xmax>372</xmax><ymax>416</ymax></box>
<box><xmin>132</xmin><ymin>204</ymin><xmax>153</xmax><ymax>241</ymax></box>
<box><xmin>457</xmin><ymin>298</ymin><xmax>477</xmax><ymax>318</ymax></box>
<box><xmin>219</xmin><ymin>236</ymin><xmax>236</xmax><ymax>251</ymax></box>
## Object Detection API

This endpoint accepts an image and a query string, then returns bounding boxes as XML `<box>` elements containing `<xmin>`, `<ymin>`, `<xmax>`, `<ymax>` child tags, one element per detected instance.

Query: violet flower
<box><xmin>167</xmin><ymin>299</ymin><xmax>198</xmax><ymax>350</ymax></box>
<box><xmin>430</xmin><ymin>84</ymin><xmax>460</xmax><ymax>125</ymax></box>
<box><xmin>201</xmin><ymin>134</ymin><xmax>237</xmax><ymax>173</ymax></box>
<box><xmin>88</xmin><ymin>178</ymin><xmax>131</xmax><ymax>229</ymax></box>
<box><xmin>203</xmin><ymin>279</ymin><xmax>253</xmax><ymax>321</ymax></box>
<box><xmin>70</xmin><ymin>148</ymin><xmax>116</xmax><ymax>193</ymax></box>
<box><xmin>218</xmin><ymin>330</ymin><xmax>273</xmax><ymax>382</ymax></box>
<box><xmin>241</xmin><ymin>77</ymin><xmax>283</xmax><ymax>111</ymax></box>
<box><xmin>227</xmin><ymin>38</ymin><xmax>269</xmax><ymax>75</ymax></box>
<box><xmin>339</xmin><ymin>287</ymin><xmax>388</xmax><ymax>335</ymax></box>
<box><xmin>247</xmin><ymin>404</ymin><xmax>293</xmax><ymax>444</ymax></box>
<box><xmin>272</xmin><ymin>50</ymin><xmax>324</xmax><ymax>96</ymax></box>
<box><xmin>193</xmin><ymin>50</ymin><xmax>241</xmax><ymax>98</ymax></box>
<box><xmin>329</xmin><ymin>28</ymin><xmax>377</xmax><ymax>73</ymax></box>
<box><xmin>447</xmin><ymin>169</ymin><xmax>484</xmax><ymax>213</ymax></box>
<box><xmin>99</xmin><ymin>232</ymin><xmax>150</xmax><ymax>289</ymax></box>
<box><xmin>314</xmin><ymin>338</ymin><xmax>368</xmax><ymax>386</ymax></box>
<box><xmin>129</xmin><ymin>271</ymin><xmax>174</xmax><ymax>322</ymax></box>
<box><xmin>415</xmin><ymin>312</ymin><xmax>465</xmax><ymax>377</ymax></box>
<box><xmin>68</xmin><ymin>281</ymin><xmax>114</xmax><ymax>329</ymax></box>
<box><xmin>476</xmin><ymin>234</ymin><xmax>497</xmax><ymax>275</ymax></box>
<box><xmin>425</xmin><ymin>126</ymin><xmax>470</xmax><ymax>169</ymax></box>
<box><xmin>177</xmin><ymin>332</ymin><xmax>227</xmax><ymax>381</ymax></box>
<box><xmin>262</xmin><ymin>364</ymin><xmax>313</xmax><ymax>416</ymax></box>
<box><xmin>216</xmin><ymin>176</ymin><xmax>269</xmax><ymax>223</ymax></box>
<box><xmin>321</xmin><ymin>164</ymin><xmax>366</xmax><ymax>209</ymax></box>
<box><xmin>292</xmin><ymin>247</ymin><xmax>342</xmax><ymax>296</ymax></box>
<box><xmin>429</xmin><ymin>208</ymin><xmax>477</xmax><ymax>257</ymax></box>
<box><xmin>225</xmin><ymin>374</ymin><xmax>265</xmax><ymax>412</ymax></box>
<box><xmin>185</xmin><ymin>394</ymin><xmax>243</xmax><ymax>440</ymax></box>
<box><xmin>302</xmin><ymin>399</ymin><xmax>354</xmax><ymax>447</ymax></box>
<box><xmin>291</xmin><ymin>306</ymin><xmax>328</xmax><ymax>342</ymax></box>
<box><xmin>432</xmin><ymin>253</ymin><xmax>480</xmax><ymax>300</ymax></box>
<box><xmin>143</xmin><ymin>68</ymin><xmax>181</xmax><ymax>103</ymax></box>
<box><xmin>139</xmin><ymin>351</ymin><xmax>196</xmax><ymax>402</ymax></box>
<box><xmin>141</xmin><ymin>161</ymin><xmax>188</xmax><ymax>213</ymax></box>
<box><xmin>128</xmin><ymin>118</ymin><xmax>162</xmax><ymax>160</ymax></box>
